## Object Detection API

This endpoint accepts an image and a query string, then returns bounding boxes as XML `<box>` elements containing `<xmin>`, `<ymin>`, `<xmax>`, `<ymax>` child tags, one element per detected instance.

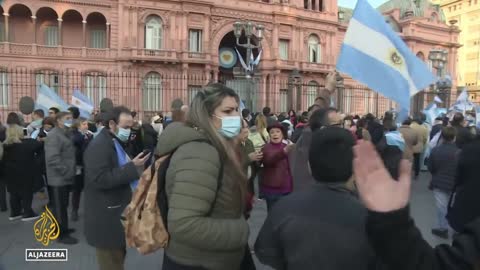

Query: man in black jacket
<box><xmin>255</xmin><ymin>127</ymin><xmax>380</xmax><ymax>270</ymax></box>
<box><xmin>353</xmin><ymin>140</ymin><xmax>480</xmax><ymax>270</ymax></box>
<box><xmin>84</xmin><ymin>106</ymin><xmax>150</xmax><ymax>270</ymax></box>
<box><xmin>427</xmin><ymin>127</ymin><xmax>458</xmax><ymax>239</ymax></box>
<box><xmin>451</xmin><ymin>113</ymin><xmax>474</xmax><ymax>149</ymax></box>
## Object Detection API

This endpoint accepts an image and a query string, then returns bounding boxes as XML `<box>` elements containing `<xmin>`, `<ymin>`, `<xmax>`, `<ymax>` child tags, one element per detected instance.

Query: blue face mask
<box><xmin>215</xmin><ymin>115</ymin><xmax>241</xmax><ymax>139</ymax></box>
<box><xmin>64</xmin><ymin>120</ymin><xmax>73</xmax><ymax>127</ymax></box>
<box><xmin>116</xmin><ymin>127</ymin><xmax>131</xmax><ymax>142</ymax></box>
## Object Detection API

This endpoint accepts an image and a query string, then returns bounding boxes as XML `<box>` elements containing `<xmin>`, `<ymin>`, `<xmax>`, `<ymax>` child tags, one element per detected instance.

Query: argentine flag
<box><xmin>337</xmin><ymin>0</ymin><xmax>435</xmax><ymax>111</ymax></box>
<box><xmin>71</xmin><ymin>89</ymin><xmax>94</xmax><ymax>119</ymax></box>
<box><xmin>35</xmin><ymin>84</ymin><xmax>69</xmax><ymax>115</ymax></box>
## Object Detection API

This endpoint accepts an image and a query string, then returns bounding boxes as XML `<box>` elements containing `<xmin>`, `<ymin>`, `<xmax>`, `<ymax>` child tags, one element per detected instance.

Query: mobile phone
<box><xmin>23</xmin><ymin>128</ymin><xmax>28</xmax><ymax>136</ymax></box>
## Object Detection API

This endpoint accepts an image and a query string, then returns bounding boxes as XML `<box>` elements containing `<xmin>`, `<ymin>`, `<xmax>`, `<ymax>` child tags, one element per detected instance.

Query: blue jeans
<box><xmin>262</xmin><ymin>193</ymin><xmax>288</xmax><ymax>212</ymax></box>
<box><xmin>433</xmin><ymin>189</ymin><xmax>452</xmax><ymax>231</ymax></box>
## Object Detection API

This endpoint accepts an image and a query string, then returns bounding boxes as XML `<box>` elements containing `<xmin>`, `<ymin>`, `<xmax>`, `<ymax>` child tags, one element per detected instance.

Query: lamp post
<box><xmin>233</xmin><ymin>21</ymin><xmax>264</xmax><ymax>78</ymax></box>
<box><xmin>335</xmin><ymin>73</ymin><xmax>345</xmax><ymax>112</ymax></box>
<box><xmin>428</xmin><ymin>49</ymin><xmax>451</xmax><ymax>105</ymax></box>
<box><xmin>288</xmin><ymin>69</ymin><xmax>302</xmax><ymax>111</ymax></box>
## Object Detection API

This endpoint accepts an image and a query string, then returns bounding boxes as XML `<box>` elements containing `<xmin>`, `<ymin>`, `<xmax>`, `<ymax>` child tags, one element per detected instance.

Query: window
<box><xmin>36</xmin><ymin>72</ymin><xmax>60</xmax><ymax>93</ymax></box>
<box><xmin>188</xmin><ymin>85</ymin><xmax>202</xmax><ymax>104</ymax></box>
<box><xmin>90</xmin><ymin>29</ymin><xmax>106</xmax><ymax>48</ymax></box>
<box><xmin>0</xmin><ymin>71</ymin><xmax>9</xmax><ymax>106</ymax></box>
<box><xmin>306</xmin><ymin>81</ymin><xmax>318</xmax><ymax>107</ymax></box>
<box><xmin>308</xmin><ymin>35</ymin><xmax>321</xmax><ymax>63</ymax></box>
<box><xmin>143</xmin><ymin>72</ymin><xmax>162</xmax><ymax>112</ymax></box>
<box><xmin>85</xmin><ymin>75</ymin><xmax>107</xmax><ymax>107</ymax></box>
<box><xmin>280</xmin><ymin>89</ymin><xmax>288</xmax><ymax>113</ymax></box>
<box><xmin>45</xmin><ymin>26</ymin><xmax>58</xmax><ymax>46</ymax></box>
<box><xmin>189</xmin><ymin>29</ymin><xmax>202</xmax><ymax>53</ymax></box>
<box><xmin>279</xmin><ymin>39</ymin><xmax>289</xmax><ymax>60</ymax></box>
<box><xmin>145</xmin><ymin>16</ymin><xmax>163</xmax><ymax>50</ymax></box>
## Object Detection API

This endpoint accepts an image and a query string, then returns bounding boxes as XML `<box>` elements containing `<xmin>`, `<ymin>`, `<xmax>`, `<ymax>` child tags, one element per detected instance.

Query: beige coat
<box><xmin>399</xmin><ymin>125</ymin><xmax>419</xmax><ymax>162</ymax></box>
<box><xmin>410</xmin><ymin>122</ymin><xmax>429</xmax><ymax>154</ymax></box>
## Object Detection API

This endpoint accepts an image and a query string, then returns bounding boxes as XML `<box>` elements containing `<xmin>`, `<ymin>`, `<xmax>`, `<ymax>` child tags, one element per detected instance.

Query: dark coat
<box><xmin>376</xmin><ymin>135</ymin><xmax>403</xmax><ymax>180</ymax></box>
<box><xmin>367</xmin><ymin>206</ymin><xmax>480</xmax><ymax>270</ymax></box>
<box><xmin>427</xmin><ymin>142</ymin><xmax>458</xmax><ymax>193</ymax></box>
<box><xmin>44</xmin><ymin>127</ymin><xmax>76</xmax><ymax>187</ymax></box>
<box><xmin>447</xmin><ymin>138</ymin><xmax>480</xmax><ymax>232</ymax></box>
<box><xmin>83</xmin><ymin>128</ymin><xmax>140</xmax><ymax>249</ymax></box>
<box><xmin>71</xmin><ymin>130</ymin><xmax>93</xmax><ymax>166</ymax></box>
<box><xmin>3</xmin><ymin>139</ymin><xmax>43</xmax><ymax>193</ymax></box>
<box><xmin>255</xmin><ymin>183</ymin><xmax>380</xmax><ymax>270</ymax></box>
<box><xmin>367</xmin><ymin>121</ymin><xmax>384</xmax><ymax>145</ymax></box>
<box><xmin>141</xmin><ymin>123</ymin><xmax>158</xmax><ymax>150</ymax></box>
<box><xmin>430</xmin><ymin>124</ymin><xmax>443</xmax><ymax>140</ymax></box>
<box><xmin>453</xmin><ymin>125</ymin><xmax>475</xmax><ymax>149</ymax></box>
<box><xmin>289</xmin><ymin>127</ymin><xmax>316</xmax><ymax>192</ymax></box>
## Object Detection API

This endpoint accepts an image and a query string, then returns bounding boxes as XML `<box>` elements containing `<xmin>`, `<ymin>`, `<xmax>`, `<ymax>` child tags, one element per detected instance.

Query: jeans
<box><xmin>96</xmin><ymin>248</ymin><xmax>126</xmax><ymax>270</ymax></box>
<box><xmin>48</xmin><ymin>186</ymin><xmax>71</xmax><ymax>237</ymax></box>
<box><xmin>262</xmin><ymin>193</ymin><xmax>288</xmax><ymax>212</ymax></box>
<box><xmin>9</xmin><ymin>189</ymin><xmax>34</xmax><ymax>217</ymax></box>
<box><xmin>413</xmin><ymin>153</ymin><xmax>421</xmax><ymax>177</ymax></box>
<box><xmin>433</xmin><ymin>189</ymin><xmax>451</xmax><ymax>231</ymax></box>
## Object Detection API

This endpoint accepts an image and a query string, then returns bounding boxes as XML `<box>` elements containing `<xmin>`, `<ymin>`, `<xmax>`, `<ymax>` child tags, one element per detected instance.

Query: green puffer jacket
<box><xmin>155</xmin><ymin>122</ymin><xmax>249</xmax><ymax>270</ymax></box>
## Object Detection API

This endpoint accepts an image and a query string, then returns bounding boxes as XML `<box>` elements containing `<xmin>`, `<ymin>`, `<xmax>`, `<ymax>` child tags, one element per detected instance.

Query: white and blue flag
<box><xmin>476</xmin><ymin>106</ymin><xmax>480</xmax><ymax>129</ymax></box>
<box><xmin>35</xmin><ymin>84</ymin><xmax>69</xmax><ymax>115</ymax></box>
<box><xmin>450</xmin><ymin>89</ymin><xmax>475</xmax><ymax>113</ymax></box>
<box><xmin>434</xmin><ymin>95</ymin><xmax>443</xmax><ymax>103</ymax></box>
<box><xmin>71</xmin><ymin>89</ymin><xmax>94</xmax><ymax>119</ymax></box>
<box><xmin>336</xmin><ymin>0</ymin><xmax>435</xmax><ymax>112</ymax></box>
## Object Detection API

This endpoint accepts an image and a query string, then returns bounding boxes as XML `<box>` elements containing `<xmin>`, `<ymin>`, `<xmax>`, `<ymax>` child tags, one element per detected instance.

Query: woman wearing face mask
<box><xmin>260</xmin><ymin>123</ymin><xmax>295</xmax><ymax>211</ymax></box>
<box><xmin>156</xmin><ymin>83</ymin><xmax>249</xmax><ymax>270</ymax></box>
<box><xmin>69</xmin><ymin>118</ymin><xmax>93</xmax><ymax>221</ymax></box>
<box><xmin>44</xmin><ymin>112</ymin><xmax>78</xmax><ymax>244</ymax></box>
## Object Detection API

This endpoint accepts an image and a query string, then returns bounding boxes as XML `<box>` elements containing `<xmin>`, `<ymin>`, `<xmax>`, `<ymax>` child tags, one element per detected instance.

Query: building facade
<box><xmin>0</xmin><ymin>0</ymin><xmax>460</xmax><ymax>118</ymax></box>
<box><xmin>432</xmin><ymin>0</ymin><xmax>480</xmax><ymax>100</ymax></box>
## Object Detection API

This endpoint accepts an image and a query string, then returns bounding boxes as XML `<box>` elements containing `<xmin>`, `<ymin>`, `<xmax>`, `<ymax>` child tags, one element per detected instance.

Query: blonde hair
<box><xmin>187</xmin><ymin>83</ymin><xmax>247</xmax><ymax>204</ymax></box>
<box><xmin>5</xmin><ymin>125</ymin><xmax>24</xmax><ymax>145</ymax></box>
<box><xmin>255</xmin><ymin>114</ymin><xmax>268</xmax><ymax>132</ymax></box>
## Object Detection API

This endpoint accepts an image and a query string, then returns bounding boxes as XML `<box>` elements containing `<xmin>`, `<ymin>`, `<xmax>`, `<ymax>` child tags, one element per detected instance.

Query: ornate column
<box><xmin>3</xmin><ymin>13</ymin><xmax>9</xmax><ymax>42</ymax></box>
<box><xmin>314</xmin><ymin>0</ymin><xmax>319</xmax><ymax>11</ymax></box>
<box><xmin>106</xmin><ymin>22</ymin><xmax>111</xmax><ymax>48</ymax></box>
<box><xmin>57</xmin><ymin>18</ymin><xmax>63</xmax><ymax>46</ymax></box>
<box><xmin>82</xmin><ymin>20</ymin><xmax>87</xmax><ymax>47</ymax></box>
<box><xmin>307</xmin><ymin>0</ymin><xmax>312</xmax><ymax>10</ymax></box>
<box><xmin>31</xmin><ymin>16</ymin><xmax>37</xmax><ymax>43</ymax></box>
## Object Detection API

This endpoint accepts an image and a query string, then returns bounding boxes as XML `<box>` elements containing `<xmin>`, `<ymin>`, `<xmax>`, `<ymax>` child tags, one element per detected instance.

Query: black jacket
<box><xmin>83</xmin><ymin>128</ymin><xmax>140</xmax><ymax>248</ymax></box>
<box><xmin>367</xmin><ymin>206</ymin><xmax>480</xmax><ymax>270</ymax></box>
<box><xmin>447</xmin><ymin>138</ymin><xmax>480</xmax><ymax>232</ymax></box>
<box><xmin>427</xmin><ymin>142</ymin><xmax>459</xmax><ymax>192</ymax></box>
<box><xmin>376</xmin><ymin>135</ymin><xmax>402</xmax><ymax>180</ymax></box>
<box><xmin>71</xmin><ymin>130</ymin><xmax>92</xmax><ymax>166</ymax></box>
<box><xmin>368</xmin><ymin>121</ymin><xmax>384</xmax><ymax>145</ymax></box>
<box><xmin>255</xmin><ymin>183</ymin><xmax>381</xmax><ymax>270</ymax></box>
<box><xmin>453</xmin><ymin>125</ymin><xmax>474</xmax><ymax>149</ymax></box>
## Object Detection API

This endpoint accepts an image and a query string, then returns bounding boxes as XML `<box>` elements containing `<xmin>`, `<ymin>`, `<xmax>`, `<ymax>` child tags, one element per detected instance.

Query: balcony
<box><xmin>121</xmin><ymin>48</ymin><xmax>178</xmax><ymax>62</ymax></box>
<box><xmin>1</xmin><ymin>43</ymin><xmax>115</xmax><ymax>59</ymax></box>
<box><xmin>277</xmin><ymin>59</ymin><xmax>297</xmax><ymax>70</ymax></box>
<box><xmin>301</xmin><ymin>61</ymin><xmax>335</xmax><ymax>72</ymax></box>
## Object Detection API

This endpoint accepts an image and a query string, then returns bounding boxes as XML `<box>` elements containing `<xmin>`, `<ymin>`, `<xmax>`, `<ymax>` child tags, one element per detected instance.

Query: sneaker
<box><xmin>58</xmin><ymin>235</ymin><xmax>78</xmax><ymax>245</ymax></box>
<box><xmin>9</xmin><ymin>214</ymin><xmax>23</xmax><ymax>221</ymax></box>
<box><xmin>21</xmin><ymin>213</ymin><xmax>41</xmax><ymax>222</ymax></box>
<box><xmin>431</xmin><ymin>228</ymin><xmax>449</xmax><ymax>239</ymax></box>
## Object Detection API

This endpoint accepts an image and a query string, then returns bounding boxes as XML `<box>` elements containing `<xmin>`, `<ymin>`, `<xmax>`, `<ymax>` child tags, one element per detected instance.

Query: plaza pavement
<box><xmin>0</xmin><ymin>172</ymin><xmax>449</xmax><ymax>270</ymax></box>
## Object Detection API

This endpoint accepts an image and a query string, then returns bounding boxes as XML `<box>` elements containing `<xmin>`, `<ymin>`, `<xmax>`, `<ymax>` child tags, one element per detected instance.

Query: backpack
<box><xmin>121</xmin><ymin>141</ymin><xmax>223</xmax><ymax>255</ymax></box>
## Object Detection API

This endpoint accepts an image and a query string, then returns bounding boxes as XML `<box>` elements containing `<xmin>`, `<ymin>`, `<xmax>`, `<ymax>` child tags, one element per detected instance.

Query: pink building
<box><xmin>0</xmin><ymin>0</ymin><xmax>460</xmax><ymax>119</ymax></box>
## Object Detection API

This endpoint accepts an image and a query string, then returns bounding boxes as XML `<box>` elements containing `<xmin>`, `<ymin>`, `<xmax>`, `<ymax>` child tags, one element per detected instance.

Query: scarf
<box><xmin>113</xmin><ymin>139</ymin><xmax>139</xmax><ymax>190</ymax></box>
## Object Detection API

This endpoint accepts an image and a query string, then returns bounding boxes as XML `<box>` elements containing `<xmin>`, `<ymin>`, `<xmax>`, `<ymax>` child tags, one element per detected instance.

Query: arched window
<box><xmin>84</xmin><ymin>73</ymin><xmax>107</xmax><ymax>107</ymax></box>
<box><xmin>306</xmin><ymin>80</ymin><xmax>319</xmax><ymax>107</ymax></box>
<box><xmin>143</xmin><ymin>72</ymin><xmax>162</xmax><ymax>112</ymax></box>
<box><xmin>308</xmin><ymin>35</ymin><xmax>321</xmax><ymax>63</ymax></box>
<box><xmin>431</xmin><ymin>13</ymin><xmax>438</xmax><ymax>22</ymax></box>
<box><xmin>145</xmin><ymin>16</ymin><xmax>163</xmax><ymax>50</ymax></box>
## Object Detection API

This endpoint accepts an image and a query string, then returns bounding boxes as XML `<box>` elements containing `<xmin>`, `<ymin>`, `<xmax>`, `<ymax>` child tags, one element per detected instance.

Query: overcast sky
<box><xmin>338</xmin><ymin>0</ymin><xmax>390</xmax><ymax>9</ymax></box>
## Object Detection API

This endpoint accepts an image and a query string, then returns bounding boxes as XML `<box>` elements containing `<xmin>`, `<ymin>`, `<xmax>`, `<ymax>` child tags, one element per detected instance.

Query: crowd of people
<box><xmin>0</xmin><ymin>76</ymin><xmax>479</xmax><ymax>270</ymax></box>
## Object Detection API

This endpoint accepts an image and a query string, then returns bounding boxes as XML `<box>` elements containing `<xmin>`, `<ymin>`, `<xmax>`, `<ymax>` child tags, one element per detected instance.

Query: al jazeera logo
<box><xmin>25</xmin><ymin>206</ymin><xmax>68</xmax><ymax>262</ymax></box>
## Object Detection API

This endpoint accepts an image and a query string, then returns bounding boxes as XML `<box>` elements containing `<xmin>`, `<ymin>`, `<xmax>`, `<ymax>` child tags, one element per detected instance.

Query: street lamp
<box><xmin>429</xmin><ymin>49</ymin><xmax>451</xmax><ymax>104</ymax></box>
<box><xmin>233</xmin><ymin>21</ymin><xmax>263</xmax><ymax>77</ymax></box>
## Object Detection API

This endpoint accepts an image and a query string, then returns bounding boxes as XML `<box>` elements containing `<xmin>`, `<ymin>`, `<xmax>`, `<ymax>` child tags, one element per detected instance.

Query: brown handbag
<box><xmin>121</xmin><ymin>156</ymin><xmax>170</xmax><ymax>255</ymax></box>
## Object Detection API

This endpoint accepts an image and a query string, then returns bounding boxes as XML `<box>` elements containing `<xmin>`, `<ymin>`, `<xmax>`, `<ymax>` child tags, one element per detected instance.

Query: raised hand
<box><xmin>353</xmin><ymin>140</ymin><xmax>412</xmax><ymax>213</ymax></box>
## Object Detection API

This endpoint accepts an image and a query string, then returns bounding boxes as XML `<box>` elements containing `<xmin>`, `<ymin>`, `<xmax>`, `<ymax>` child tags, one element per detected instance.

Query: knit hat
<box><xmin>309</xmin><ymin>127</ymin><xmax>355</xmax><ymax>183</ymax></box>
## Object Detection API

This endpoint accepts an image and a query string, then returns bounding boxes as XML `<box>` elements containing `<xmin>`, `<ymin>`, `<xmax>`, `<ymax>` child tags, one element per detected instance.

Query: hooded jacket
<box><xmin>155</xmin><ymin>122</ymin><xmax>249</xmax><ymax>270</ymax></box>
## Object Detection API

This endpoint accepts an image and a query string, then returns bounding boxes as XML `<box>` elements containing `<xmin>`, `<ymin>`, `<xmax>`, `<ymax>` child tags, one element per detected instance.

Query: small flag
<box><xmin>336</xmin><ymin>0</ymin><xmax>435</xmax><ymax>117</ymax></box>
<box><xmin>71</xmin><ymin>89</ymin><xmax>94</xmax><ymax>118</ymax></box>
<box><xmin>235</xmin><ymin>47</ymin><xmax>250</xmax><ymax>72</ymax></box>
<box><xmin>434</xmin><ymin>95</ymin><xmax>443</xmax><ymax>103</ymax></box>
<box><xmin>35</xmin><ymin>84</ymin><xmax>69</xmax><ymax>115</ymax></box>
<box><xmin>449</xmin><ymin>89</ymin><xmax>475</xmax><ymax>113</ymax></box>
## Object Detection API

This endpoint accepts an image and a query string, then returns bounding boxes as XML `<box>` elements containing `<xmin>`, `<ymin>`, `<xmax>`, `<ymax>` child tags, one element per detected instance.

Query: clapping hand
<box><xmin>353</xmin><ymin>140</ymin><xmax>412</xmax><ymax>213</ymax></box>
